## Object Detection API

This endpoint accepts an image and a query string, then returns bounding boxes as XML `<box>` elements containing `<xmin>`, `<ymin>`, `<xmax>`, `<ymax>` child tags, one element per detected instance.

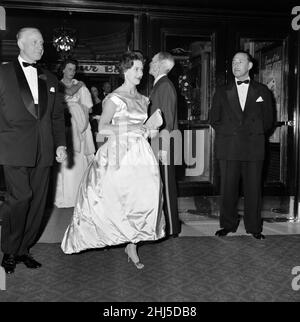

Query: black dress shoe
<box><xmin>215</xmin><ymin>228</ymin><xmax>233</xmax><ymax>237</ymax></box>
<box><xmin>1</xmin><ymin>254</ymin><xmax>17</xmax><ymax>274</ymax></box>
<box><xmin>16</xmin><ymin>254</ymin><xmax>42</xmax><ymax>269</ymax></box>
<box><xmin>252</xmin><ymin>233</ymin><xmax>265</xmax><ymax>240</ymax></box>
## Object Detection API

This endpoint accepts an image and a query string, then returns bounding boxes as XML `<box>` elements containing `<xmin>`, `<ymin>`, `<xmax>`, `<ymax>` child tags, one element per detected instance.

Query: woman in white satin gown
<box><xmin>54</xmin><ymin>59</ymin><xmax>95</xmax><ymax>208</ymax></box>
<box><xmin>61</xmin><ymin>52</ymin><xmax>165</xmax><ymax>268</ymax></box>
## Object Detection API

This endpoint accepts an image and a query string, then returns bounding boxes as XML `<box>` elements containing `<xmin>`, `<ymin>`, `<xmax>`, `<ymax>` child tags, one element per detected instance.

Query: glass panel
<box><xmin>183</xmin><ymin>127</ymin><xmax>211</xmax><ymax>182</ymax></box>
<box><xmin>162</xmin><ymin>32</ymin><xmax>214</xmax><ymax>183</ymax></box>
<box><xmin>175</xmin><ymin>127</ymin><xmax>212</xmax><ymax>182</ymax></box>
<box><xmin>165</xmin><ymin>35</ymin><xmax>213</xmax><ymax>121</ymax></box>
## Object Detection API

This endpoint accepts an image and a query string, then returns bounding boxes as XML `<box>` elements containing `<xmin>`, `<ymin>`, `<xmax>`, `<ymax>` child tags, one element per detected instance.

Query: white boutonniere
<box><xmin>50</xmin><ymin>87</ymin><xmax>55</xmax><ymax>93</ymax></box>
<box><xmin>256</xmin><ymin>96</ymin><xmax>264</xmax><ymax>102</ymax></box>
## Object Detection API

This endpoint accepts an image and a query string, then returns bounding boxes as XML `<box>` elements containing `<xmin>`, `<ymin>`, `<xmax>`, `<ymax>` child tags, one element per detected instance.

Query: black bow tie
<box><xmin>237</xmin><ymin>79</ymin><xmax>250</xmax><ymax>85</ymax></box>
<box><xmin>22</xmin><ymin>62</ymin><xmax>38</xmax><ymax>68</ymax></box>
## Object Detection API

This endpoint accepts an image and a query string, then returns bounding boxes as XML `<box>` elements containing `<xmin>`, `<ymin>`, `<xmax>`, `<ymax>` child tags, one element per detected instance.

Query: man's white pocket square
<box><xmin>50</xmin><ymin>87</ymin><xmax>55</xmax><ymax>93</ymax></box>
<box><xmin>256</xmin><ymin>96</ymin><xmax>264</xmax><ymax>102</ymax></box>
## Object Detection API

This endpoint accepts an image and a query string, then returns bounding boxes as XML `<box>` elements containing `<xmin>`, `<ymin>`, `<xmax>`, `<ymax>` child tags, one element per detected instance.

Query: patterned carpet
<box><xmin>1</xmin><ymin>235</ymin><xmax>300</xmax><ymax>302</ymax></box>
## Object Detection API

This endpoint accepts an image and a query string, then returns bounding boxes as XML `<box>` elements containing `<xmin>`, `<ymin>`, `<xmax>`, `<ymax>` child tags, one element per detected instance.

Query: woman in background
<box><xmin>54</xmin><ymin>59</ymin><xmax>95</xmax><ymax>208</ymax></box>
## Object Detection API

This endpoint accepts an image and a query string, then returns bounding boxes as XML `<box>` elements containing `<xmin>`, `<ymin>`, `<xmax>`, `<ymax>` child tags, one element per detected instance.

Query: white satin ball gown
<box><xmin>61</xmin><ymin>92</ymin><xmax>165</xmax><ymax>254</ymax></box>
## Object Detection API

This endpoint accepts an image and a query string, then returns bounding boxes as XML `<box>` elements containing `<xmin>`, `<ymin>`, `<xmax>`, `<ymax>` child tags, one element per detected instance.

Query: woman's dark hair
<box><xmin>119</xmin><ymin>51</ymin><xmax>144</xmax><ymax>76</ymax></box>
<box><xmin>59</xmin><ymin>58</ymin><xmax>78</xmax><ymax>77</ymax></box>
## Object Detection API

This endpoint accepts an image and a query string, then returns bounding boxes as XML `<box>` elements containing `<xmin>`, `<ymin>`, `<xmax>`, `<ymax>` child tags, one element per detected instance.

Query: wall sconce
<box><xmin>53</xmin><ymin>27</ymin><xmax>77</xmax><ymax>57</ymax></box>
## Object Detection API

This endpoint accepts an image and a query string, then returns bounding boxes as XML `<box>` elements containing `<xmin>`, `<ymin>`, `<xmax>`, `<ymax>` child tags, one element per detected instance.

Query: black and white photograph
<box><xmin>0</xmin><ymin>0</ymin><xmax>300</xmax><ymax>308</ymax></box>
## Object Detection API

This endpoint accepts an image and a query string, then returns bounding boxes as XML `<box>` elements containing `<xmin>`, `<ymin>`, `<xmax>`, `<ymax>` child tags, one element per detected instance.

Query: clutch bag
<box><xmin>144</xmin><ymin>109</ymin><xmax>163</xmax><ymax>130</ymax></box>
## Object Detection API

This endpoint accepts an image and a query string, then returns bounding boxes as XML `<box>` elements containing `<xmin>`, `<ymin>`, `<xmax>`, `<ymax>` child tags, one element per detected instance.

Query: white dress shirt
<box><xmin>18</xmin><ymin>55</ymin><xmax>39</xmax><ymax>104</ymax></box>
<box><xmin>235</xmin><ymin>77</ymin><xmax>250</xmax><ymax>111</ymax></box>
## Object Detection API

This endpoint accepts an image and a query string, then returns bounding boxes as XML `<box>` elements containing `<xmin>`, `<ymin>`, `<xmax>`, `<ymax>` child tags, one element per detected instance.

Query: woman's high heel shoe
<box><xmin>125</xmin><ymin>245</ymin><xmax>144</xmax><ymax>270</ymax></box>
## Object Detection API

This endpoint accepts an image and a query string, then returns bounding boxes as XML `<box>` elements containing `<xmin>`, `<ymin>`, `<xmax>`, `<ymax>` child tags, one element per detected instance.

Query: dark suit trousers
<box><xmin>219</xmin><ymin>160</ymin><xmax>263</xmax><ymax>234</ymax></box>
<box><xmin>1</xmin><ymin>165</ymin><xmax>50</xmax><ymax>255</ymax></box>
<box><xmin>160</xmin><ymin>163</ymin><xmax>181</xmax><ymax>236</ymax></box>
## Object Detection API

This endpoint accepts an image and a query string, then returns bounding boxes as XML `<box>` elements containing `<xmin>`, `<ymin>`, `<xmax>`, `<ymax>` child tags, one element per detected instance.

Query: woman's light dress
<box><xmin>61</xmin><ymin>92</ymin><xmax>165</xmax><ymax>253</ymax></box>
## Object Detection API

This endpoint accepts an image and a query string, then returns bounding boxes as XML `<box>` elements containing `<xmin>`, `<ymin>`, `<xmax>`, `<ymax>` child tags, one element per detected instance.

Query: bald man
<box><xmin>149</xmin><ymin>52</ymin><xmax>181</xmax><ymax>237</ymax></box>
<box><xmin>0</xmin><ymin>27</ymin><xmax>67</xmax><ymax>274</ymax></box>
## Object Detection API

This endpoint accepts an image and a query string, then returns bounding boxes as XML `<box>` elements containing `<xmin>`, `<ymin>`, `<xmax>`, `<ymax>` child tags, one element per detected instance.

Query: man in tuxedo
<box><xmin>149</xmin><ymin>51</ymin><xmax>181</xmax><ymax>237</ymax></box>
<box><xmin>210</xmin><ymin>50</ymin><xmax>274</xmax><ymax>240</ymax></box>
<box><xmin>99</xmin><ymin>81</ymin><xmax>112</xmax><ymax>101</ymax></box>
<box><xmin>0</xmin><ymin>27</ymin><xmax>67</xmax><ymax>274</ymax></box>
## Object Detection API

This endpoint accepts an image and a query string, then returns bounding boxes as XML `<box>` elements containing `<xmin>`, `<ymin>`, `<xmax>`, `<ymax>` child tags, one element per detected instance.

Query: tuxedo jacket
<box><xmin>0</xmin><ymin>60</ymin><xmax>66</xmax><ymax>167</ymax></box>
<box><xmin>149</xmin><ymin>75</ymin><xmax>178</xmax><ymax>155</ymax></box>
<box><xmin>209</xmin><ymin>80</ymin><xmax>274</xmax><ymax>161</ymax></box>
